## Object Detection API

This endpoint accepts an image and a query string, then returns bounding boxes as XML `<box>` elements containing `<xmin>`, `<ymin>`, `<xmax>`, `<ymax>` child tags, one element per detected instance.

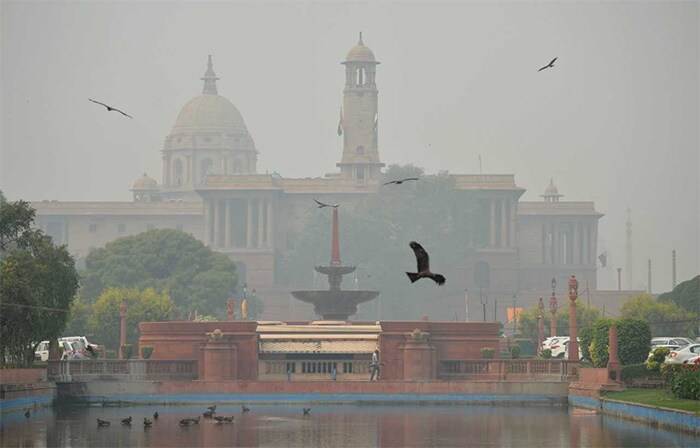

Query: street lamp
<box><xmin>549</xmin><ymin>283</ymin><xmax>558</xmax><ymax>338</ymax></box>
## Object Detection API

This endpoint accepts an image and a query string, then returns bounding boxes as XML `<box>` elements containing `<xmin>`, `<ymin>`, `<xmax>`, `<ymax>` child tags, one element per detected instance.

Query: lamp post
<box><xmin>568</xmin><ymin>275</ymin><xmax>579</xmax><ymax>362</ymax></box>
<box><xmin>549</xmin><ymin>278</ymin><xmax>557</xmax><ymax>337</ymax></box>
<box><xmin>537</xmin><ymin>297</ymin><xmax>545</xmax><ymax>355</ymax></box>
<box><xmin>242</xmin><ymin>284</ymin><xmax>248</xmax><ymax>319</ymax></box>
<box><xmin>119</xmin><ymin>300</ymin><xmax>127</xmax><ymax>359</ymax></box>
<box><xmin>251</xmin><ymin>288</ymin><xmax>258</xmax><ymax>320</ymax></box>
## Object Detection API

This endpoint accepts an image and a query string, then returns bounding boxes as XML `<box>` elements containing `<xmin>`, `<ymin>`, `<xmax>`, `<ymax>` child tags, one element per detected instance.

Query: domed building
<box><xmin>31</xmin><ymin>35</ymin><xmax>608</xmax><ymax>321</ymax></box>
<box><xmin>161</xmin><ymin>55</ymin><xmax>257</xmax><ymax>199</ymax></box>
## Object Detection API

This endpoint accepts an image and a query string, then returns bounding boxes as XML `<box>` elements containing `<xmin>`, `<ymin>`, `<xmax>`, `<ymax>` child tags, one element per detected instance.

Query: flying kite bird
<box><xmin>406</xmin><ymin>241</ymin><xmax>446</xmax><ymax>286</ymax></box>
<box><xmin>538</xmin><ymin>57</ymin><xmax>558</xmax><ymax>72</ymax></box>
<box><xmin>383</xmin><ymin>177</ymin><xmax>419</xmax><ymax>186</ymax></box>
<box><xmin>88</xmin><ymin>98</ymin><xmax>133</xmax><ymax>118</ymax></box>
<box><xmin>314</xmin><ymin>199</ymin><xmax>339</xmax><ymax>208</ymax></box>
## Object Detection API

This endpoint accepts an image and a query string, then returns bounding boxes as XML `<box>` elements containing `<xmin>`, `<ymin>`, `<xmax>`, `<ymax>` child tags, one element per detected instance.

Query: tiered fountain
<box><xmin>291</xmin><ymin>208</ymin><xmax>379</xmax><ymax>320</ymax></box>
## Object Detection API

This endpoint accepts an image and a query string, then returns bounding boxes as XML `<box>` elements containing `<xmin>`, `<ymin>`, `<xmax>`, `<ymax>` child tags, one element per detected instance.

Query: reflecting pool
<box><xmin>1</xmin><ymin>403</ymin><xmax>697</xmax><ymax>447</ymax></box>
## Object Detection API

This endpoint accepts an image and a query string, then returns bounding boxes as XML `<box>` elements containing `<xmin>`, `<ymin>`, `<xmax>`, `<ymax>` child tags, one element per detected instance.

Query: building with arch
<box><xmin>32</xmin><ymin>35</ymin><xmax>603</xmax><ymax>320</ymax></box>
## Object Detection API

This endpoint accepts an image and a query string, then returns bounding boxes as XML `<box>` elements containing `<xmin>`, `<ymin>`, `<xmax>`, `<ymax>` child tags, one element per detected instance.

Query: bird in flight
<box><xmin>406</xmin><ymin>241</ymin><xmax>446</xmax><ymax>286</ymax></box>
<box><xmin>383</xmin><ymin>177</ymin><xmax>419</xmax><ymax>186</ymax></box>
<box><xmin>314</xmin><ymin>199</ymin><xmax>339</xmax><ymax>208</ymax></box>
<box><xmin>538</xmin><ymin>57</ymin><xmax>558</xmax><ymax>72</ymax></box>
<box><xmin>88</xmin><ymin>98</ymin><xmax>133</xmax><ymax>118</ymax></box>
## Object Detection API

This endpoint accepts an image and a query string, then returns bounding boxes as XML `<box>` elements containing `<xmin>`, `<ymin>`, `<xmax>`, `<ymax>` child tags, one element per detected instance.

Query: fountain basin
<box><xmin>290</xmin><ymin>290</ymin><xmax>380</xmax><ymax>321</ymax></box>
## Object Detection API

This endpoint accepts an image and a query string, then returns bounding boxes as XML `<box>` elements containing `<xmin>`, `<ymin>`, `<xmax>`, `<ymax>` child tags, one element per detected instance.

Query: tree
<box><xmin>620</xmin><ymin>294</ymin><xmax>696</xmax><ymax>337</ymax></box>
<box><xmin>616</xmin><ymin>317</ymin><xmax>652</xmax><ymax>365</ymax></box>
<box><xmin>0</xmin><ymin>192</ymin><xmax>79</xmax><ymax>367</ymax></box>
<box><xmin>89</xmin><ymin>287</ymin><xmax>174</xmax><ymax>350</ymax></box>
<box><xmin>518</xmin><ymin>301</ymin><xmax>603</xmax><ymax>342</ymax></box>
<box><xmin>657</xmin><ymin>276</ymin><xmax>699</xmax><ymax>335</ymax></box>
<box><xmin>282</xmin><ymin>164</ymin><xmax>483</xmax><ymax>320</ymax></box>
<box><xmin>82</xmin><ymin>229</ymin><xmax>238</xmax><ymax>317</ymax></box>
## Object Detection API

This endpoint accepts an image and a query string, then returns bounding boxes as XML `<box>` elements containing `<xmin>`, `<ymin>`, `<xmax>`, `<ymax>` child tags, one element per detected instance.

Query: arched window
<box><xmin>174</xmin><ymin>159</ymin><xmax>184</xmax><ymax>186</ymax></box>
<box><xmin>355</xmin><ymin>67</ymin><xmax>366</xmax><ymax>87</ymax></box>
<box><xmin>356</xmin><ymin>146</ymin><xmax>365</xmax><ymax>156</ymax></box>
<box><xmin>201</xmin><ymin>158</ymin><xmax>213</xmax><ymax>182</ymax></box>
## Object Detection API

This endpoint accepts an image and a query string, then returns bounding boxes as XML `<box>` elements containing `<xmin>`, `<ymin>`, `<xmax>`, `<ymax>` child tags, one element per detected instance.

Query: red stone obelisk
<box><xmin>607</xmin><ymin>326</ymin><xmax>621</xmax><ymax>381</ymax></box>
<box><xmin>549</xmin><ymin>292</ymin><xmax>558</xmax><ymax>337</ymax></box>
<box><xmin>331</xmin><ymin>207</ymin><xmax>341</xmax><ymax>267</ymax></box>
<box><xmin>568</xmin><ymin>275</ymin><xmax>579</xmax><ymax>362</ymax></box>
<box><xmin>119</xmin><ymin>300</ymin><xmax>127</xmax><ymax>359</ymax></box>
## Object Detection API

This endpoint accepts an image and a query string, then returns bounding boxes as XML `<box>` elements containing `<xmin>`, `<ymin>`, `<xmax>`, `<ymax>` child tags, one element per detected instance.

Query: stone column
<box><xmin>573</xmin><ymin>222</ymin><xmax>579</xmax><ymax>264</ymax></box>
<box><xmin>489</xmin><ymin>199</ymin><xmax>496</xmax><ymax>247</ymax></box>
<box><xmin>549</xmin><ymin>292</ymin><xmax>558</xmax><ymax>337</ymax></box>
<box><xmin>501</xmin><ymin>198</ymin><xmax>508</xmax><ymax>247</ymax></box>
<box><xmin>224</xmin><ymin>199</ymin><xmax>232</xmax><ymax>248</ymax></box>
<box><xmin>582</xmin><ymin>222</ymin><xmax>588</xmax><ymax>264</ymax></box>
<box><xmin>202</xmin><ymin>335</ymin><xmax>237</xmax><ymax>380</ymax></box>
<box><xmin>568</xmin><ymin>275</ymin><xmax>579</xmax><ymax>362</ymax></box>
<box><xmin>402</xmin><ymin>338</ymin><xmax>436</xmax><ymax>380</ymax></box>
<box><xmin>246</xmin><ymin>198</ymin><xmax>253</xmax><ymax>248</ymax></box>
<box><xmin>257</xmin><ymin>198</ymin><xmax>264</xmax><ymax>248</ymax></box>
<box><xmin>267</xmin><ymin>198</ymin><xmax>274</xmax><ymax>249</ymax></box>
<box><xmin>510</xmin><ymin>200</ymin><xmax>517</xmax><ymax>249</ymax></box>
<box><xmin>203</xmin><ymin>199</ymin><xmax>212</xmax><ymax>245</ymax></box>
<box><xmin>607</xmin><ymin>326</ymin><xmax>621</xmax><ymax>381</ymax></box>
<box><xmin>186</xmin><ymin>155</ymin><xmax>192</xmax><ymax>183</ymax></box>
<box><xmin>119</xmin><ymin>300</ymin><xmax>127</xmax><ymax>359</ymax></box>
<box><xmin>212</xmin><ymin>199</ymin><xmax>220</xmax><ymax>248</ymax></box>
<box><xmin>590</xmin><ymin>223</ymin><xmax>597</xmax><ymax>269</ymax></box>
<box><xmin>162</xmin><ymin>156</ymin><xmax>169</xmax><ymax>187</ymax></box>
<box><xmin>331</xmin><ymin>207</ymin><xmax>341</xmax><ymax>266</ymax></box>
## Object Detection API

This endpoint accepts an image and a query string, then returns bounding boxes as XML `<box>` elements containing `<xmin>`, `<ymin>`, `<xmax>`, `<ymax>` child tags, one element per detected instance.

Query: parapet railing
<box><xmin>259</xmin><ymin>359</ymin><xmax>372</xmax><ymax>381</ymax></box>
<box><xmin>47</xmin><ymin>359</ymin><xmax>198</xmax><ymax>382</ymax></box>
<box><xmin>438</xmin><ymin>359</ymin><xmax>577</xmax><ymax>382</ymax></box>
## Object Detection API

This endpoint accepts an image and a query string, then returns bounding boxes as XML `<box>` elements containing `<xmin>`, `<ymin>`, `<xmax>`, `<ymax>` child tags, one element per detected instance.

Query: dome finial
<box><xmin>358</xmin><ymin>31</ymin><xmax>363</xmax><ymax>45</ymax></box>
<box><xmin>201</xmin><ymin>54</ymin><xmax>219</xmax><ymax>95</ymax></box>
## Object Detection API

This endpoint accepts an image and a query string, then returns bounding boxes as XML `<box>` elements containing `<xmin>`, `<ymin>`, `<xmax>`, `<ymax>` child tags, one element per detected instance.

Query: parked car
<box><xmin>651</xmin><ymin>337</ymin><xmax>694</xmax><ymax>348</ymax></box>
<box><xmin>34</xmin><ymin>341</ymin><xmax>50</xmax><ymax>362</ymax></box>
<box><xmin>60</xmin><ymin>336</ymin><xmax>98</xmax><ymax>356</ymax></box>
<box><xmin>666</xmin><ymin>344</ymin><xmax>700</xmax><ymax>364</ymax></box>
<box><xmin>542</xmin><ymin>337</ymin><xmax>564</xmax><ymax>351</ymax></box>
<box><xmin>549</xmin><ymin>337</ymin><xmax>570</xmax><ymax>358</ymax></box>
<box><xmin>685</xmin><ymin>355</ymin><xmax>700</xmax><ymax>365</ymax></box>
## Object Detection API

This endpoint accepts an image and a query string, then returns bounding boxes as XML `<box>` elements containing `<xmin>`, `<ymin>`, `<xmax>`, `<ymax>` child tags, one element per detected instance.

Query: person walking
<box><xmin>370</xmin><ymin>349</ymin><xmax>380</xmax><ymax>381</ymax></box>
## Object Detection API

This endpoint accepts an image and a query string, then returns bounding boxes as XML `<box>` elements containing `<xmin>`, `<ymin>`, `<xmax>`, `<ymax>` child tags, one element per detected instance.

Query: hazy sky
<box><xmin>1</xmin><ymin>1</ymin><xmax>698</xmax><ymax>292</ymax></box>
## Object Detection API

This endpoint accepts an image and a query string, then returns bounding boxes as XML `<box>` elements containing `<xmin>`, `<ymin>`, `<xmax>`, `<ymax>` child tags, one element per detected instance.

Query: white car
<box><xmin>651</xmin><ymin>337</ymin><xmax>694</xmax><ymax>348</ymax></box>
<box><xmin>34</xmin><ymin>341</ymin><xmax>50</xmax><ymax>361</ymax></box>
<box><xmin>684</xmin><ymin>355</ymin><xmax>700</xmax><ymax>365</ymax></box>
<box><xmin>666</xmin><ymin>344</ymin><xmax>700</xmax><ymax>364</ymax></box>
<box><xmin>549</xmin><ymin>337</ymin><xmax>570</xmax><ymax>358</ymax></box>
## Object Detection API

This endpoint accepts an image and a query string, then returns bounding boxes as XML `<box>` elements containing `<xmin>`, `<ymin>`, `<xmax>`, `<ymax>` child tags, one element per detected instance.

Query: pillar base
<box><xmin>402</xmin><ymin>340</ymin><xmax>436</xmax><ymax>381</ymax></box>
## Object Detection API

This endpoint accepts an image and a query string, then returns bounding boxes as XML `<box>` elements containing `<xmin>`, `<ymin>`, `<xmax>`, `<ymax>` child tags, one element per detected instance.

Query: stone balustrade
<box><xmin>258</xmin><ymin>359</ymin><xmax>372</xmax><ymax>381</ymax></box>
<box><xmin>47</xmin><ymin>360</ymin><xmax>197</xmax><ymax>382</ymax></box>
<box><xmin>438</xmin><ymin>359</ymin><xmax>575</xmax><ymax>382</ymax></box>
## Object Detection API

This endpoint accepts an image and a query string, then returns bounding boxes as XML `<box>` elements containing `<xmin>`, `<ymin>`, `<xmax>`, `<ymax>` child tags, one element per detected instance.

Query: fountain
<box><xmin>291</xmin><ymin>208</ymin><xmax>379</xmax><ymax>320</ymax></box>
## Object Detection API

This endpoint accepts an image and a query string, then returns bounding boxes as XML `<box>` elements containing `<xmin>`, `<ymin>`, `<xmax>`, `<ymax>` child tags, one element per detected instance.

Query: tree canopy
<box><xmin>283</xmin><ymin>164</ymin><xmax>486</xmax><ymax>320</ymax></box>
<box><xmin>89</xmin><ymin>287</ymin><xmax>174</xmax><ymax>349</ymax></box>
<box><xmin>0</xmin><ymin>192</ymin><xmax>79</xmax><ymax>367</ymax></box>
<box><xmin>518</xmin><ymin>300</ymin><xmax>604</xmax><ymax>344</ymax></box>
<box><xmin>82</xmin><ymin>229</ymin><xmax>238</xmax><ymax>317</ymax></box>
<box><xmin>657</xmin><ymin>275</ymin><xmax>700</xmax><ymax>316</ymax></box>
<box><xmin>620</xmin><ymin>294</ymin><xmax>696</xmax><ymax>337</ymax></box>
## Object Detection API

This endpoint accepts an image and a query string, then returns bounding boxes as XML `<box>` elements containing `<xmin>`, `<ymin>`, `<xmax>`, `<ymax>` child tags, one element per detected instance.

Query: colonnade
<box><xmin>542</xmin><ymin>221</ymin><xmax>597</xmax><ymax>265</ymax></box>
<box><xmin>488</xmin><ymin>197</ymin><xmax>517</xmax><ymax>248</ymax></box>
<box><xmin>204</xmin><ymin>196</ymin><xmax>274</xmax><ymax>249</ymax></box>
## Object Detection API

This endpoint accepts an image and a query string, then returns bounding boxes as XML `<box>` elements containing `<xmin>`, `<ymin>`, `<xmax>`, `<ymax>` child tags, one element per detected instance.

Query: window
<box><xmin>355</xmin><ymin>67</ymin><xmax>366</xmax><ymax>87</ymax></box>
<box><xmin>118</xmin><ymin>224</ymin><xmax>126</xmax><ymax>234</ymax></box>
<box><xmin>89</xmin><ymin>223</ymin><xmax>97</xmax><ymax>233</ymax></box>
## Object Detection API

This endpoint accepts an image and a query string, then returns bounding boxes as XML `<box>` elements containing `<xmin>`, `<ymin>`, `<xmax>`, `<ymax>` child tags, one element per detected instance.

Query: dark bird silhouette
<box><xmin>203</xmin><ymin>410</ymin><xmax>215</xmax><ymax>418</ymax></box>
<box><xmin>241</xmin><ymin>405</ymin><xmax>250</xmax><ymax>412</ymax></box>
<box><xmin>313</xmin><ymin>199</ymin><xmax>339</xmax><ymax>208</ymax></box>
<box><xmin>383</xmin><ymin>177</ymin><xmax>419</xmax><ymax>186</ymax></box>
<box><xmin>24</xmin><ymin>409</ymin><xmax>30</xmax><ymax>418</ymax></box>
<box><xmin>538</xmin><ymin>57</ymin><xmax>558</xmax><ymax>72</ymax></box>
<box><xmin>191</xmin><ymin>416</ymin><xmax>200</xmax><ymax>424</ymax></box>
<box><xmin>406</xmin><ymin>241</ymin><xmax>446</xmax><ymax>286</ymax></box>
<box><xmin>153</xmin><ymin>411</ymin><xmax>158</xmax><ymax>420</ymax></box>
<box><xmin>214</xmin><ymin>415</ymin><xmax>234</xmax><ymax>423</ymax></box>
<box><xmin>179</xmin><ymin>419</ymin><xmax>194</xmax><ymax>426</ymax></box>
<box><xmin>206</xmin><ymin>405</ymin><xmax>216</xmax><ymax>412</ymax></box>
<box><xmin>121</xmin><ymin>416</ymin><xmax>132</xmax><ymax>425</ymax></box>
<box><xmin>143</xmin><ymin>417</ymin><xmax>153</xmax><ymax>427</ymax></box>
<box><xmin>303</xmin><ymin>408</ymin><xmax>311</xmax><ymax>415</ymax></box>
<box><xmin>97</xmin><ymin>418</ymin><xmax>111</xmax><ymax>427</ymax></box>
<box><xmin>88</xmin><ymin>98</ymin><xmax>133</xmax><ymax>118</ymax></box>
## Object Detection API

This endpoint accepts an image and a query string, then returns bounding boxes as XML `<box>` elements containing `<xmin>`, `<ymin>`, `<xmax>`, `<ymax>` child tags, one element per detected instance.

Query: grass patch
<box><xmin>605</xmin><ymin>388</ymin><xmax>700</xmax><ymax>413</ymax></box>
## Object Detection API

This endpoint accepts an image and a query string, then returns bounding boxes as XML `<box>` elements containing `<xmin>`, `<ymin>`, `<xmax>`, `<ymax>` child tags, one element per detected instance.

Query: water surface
<box><xmin>1</xmin><ymin>403</ymin><xmax>697</xmax><ymax>447</ymax></box>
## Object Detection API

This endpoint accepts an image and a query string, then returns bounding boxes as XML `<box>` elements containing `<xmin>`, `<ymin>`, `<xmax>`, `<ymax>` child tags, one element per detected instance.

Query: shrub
<box><xmin>669</xmin><ymin>360</ymin><xmax>700</xmax><ymax>400</ymax></box>
<box><xmin>140</xmin><ymin>346</ymin><xmax>154</xmax><ymax>359</ymax></box>
<box><xmin>541</xmin><ymin>348</ymin><xmax>552</xmax><ymax>359</ymax></box>
<box><xmin>579</xmin><ymin>326</ymin><xmax>594</xmax><ymax>361</ymax></box>
<box><xmin>648</xmin><ymin>346</ymin><xmax>670</xmax><ymax>364</ymax></box>
<box><xmin>621</xmin><ymin>363</ymin><xmax>651</xmax><ymax>380</ymax></box>
<box><xmin>481</xmin><ymin>347</ymin><xmax>495</xmax><ymax>359</ymax></box>
<box><xmin>510</xmin><ymin>345</ymin><xmax>521</xmax><ymax>359</ymax></box>
<box><xmin>616</xmin><ymin>317</ymin><xmax>651</xmax><ymax>365</ymax></box>
<box><xmin>589</xmin><ymin>318</ymin><xmax>615</xmax><ymax>367</ymax></box>
<box><xmin>121</xmin><ymin>344</ymin><xmax>133</xmax><ymax>359</ymax></box>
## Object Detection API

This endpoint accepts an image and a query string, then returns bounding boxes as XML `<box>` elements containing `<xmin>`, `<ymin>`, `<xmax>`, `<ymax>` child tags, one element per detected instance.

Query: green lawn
<box><xmin>604</xmin><ymin>388</ymin><xmax>700</xmax><ymax>413</ymax></box>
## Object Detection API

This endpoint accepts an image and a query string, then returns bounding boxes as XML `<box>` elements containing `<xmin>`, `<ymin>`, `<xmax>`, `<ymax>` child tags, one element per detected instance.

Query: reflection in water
<box><xmin>1</xmin><ymin>404</ymin><xmax>697</xmax><ymax>447</ymax></box>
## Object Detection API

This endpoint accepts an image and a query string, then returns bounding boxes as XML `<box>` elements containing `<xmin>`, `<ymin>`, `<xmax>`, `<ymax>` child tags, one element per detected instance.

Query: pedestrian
<box><xmin>370</xmin><ymin>349</ymin><xmax>380</xmax><ymax>381</ymax></box>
